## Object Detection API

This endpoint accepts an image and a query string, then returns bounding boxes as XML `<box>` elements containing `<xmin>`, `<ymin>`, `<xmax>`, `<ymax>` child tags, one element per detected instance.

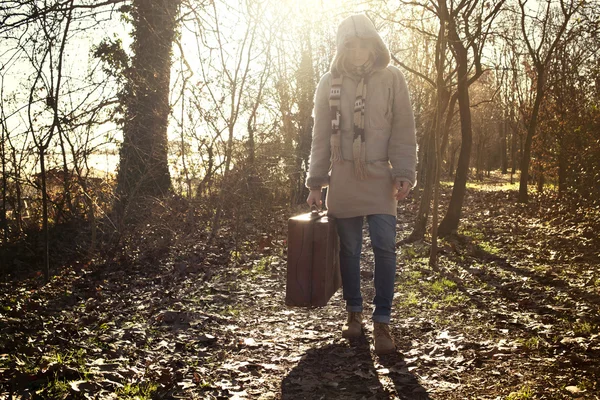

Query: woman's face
<box><xmin>345</xmin><ymin>37</ymin><xmax>374</xmax><ymax>67</ymax></box>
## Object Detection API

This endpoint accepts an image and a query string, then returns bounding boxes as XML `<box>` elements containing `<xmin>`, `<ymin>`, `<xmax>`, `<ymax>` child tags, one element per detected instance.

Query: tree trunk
<box><xmin>12</xmin><ymin>146</ymin><xmax>22</xmax><ymax>233</ymax></box>
<box><xmin>437</xmin><ymin>37</ymin><xmax>472</xmax><ymax>237</ymax></box>
<box><xmin>537</xmin><ymin>164</ymin><xmax>544</xmax><ymax>193</ymax></box>
<box><xmin>416</xmin><ymin>133</ymin><xmax>428</xmax><ymax>190</ymax></box>
<box><xmin>58</xmin><ymin>129</ymin><xmax>73</xmax><ymax>219</ymax></box>
<box><xmin>116</xmin><ymin>0</ymin><xmax>180</xmax><ymax>207</ymax></box>
<box><xmin>536</xmin><ymin>121</ymin><xmax>546</xmax><ymax>193</ymax></box>
<box><xmin>1</xmin><ymin>122</ymin><xmax>7</xmax><ymax>253</ymax></box>
<box><xmin>209</xmin><ymin>123</ymin><xmax>234</xmax><ymax>241</ymax></box>
<box><xmin>247</xmin><ymin>117</ymin><xmax>256</xmax><ymax>168</ymax></box>
<box><xmin>449</xmin><ymin>144</ymin><xmax>456</xmax><ymax>178</ymax></box>
<box><xmin>408</xmin><ymin>81</ymin><xmax>451</xmax><ymax>243</ymax></box>
<box><xmin>430</xmin><ymin>17</ymin><xmax>446</xmax><ymax>268</ymax></box>
<box><xmin>294</xmin><ymin>41</ymin><xmax>315</xmax><ymax>206</ymax></box>
<box><xmin>558</xmin><ymin>137</ymin><xmax>567</xmax><ymax>195</ymax></box>
<box><xmin>406</xmin><ymin>119</ymin><xmax>436</xmax><ymax>242</ymax></box>
<box><xmin>518</xmin><ymin>69</ymin><xmax>545</xmax><ymax>203</ymax></box>
<box><xmin>501</xmin><ymin>118</ymin><xmax>508</xmax><ymax>174</ymax></box>
<box><xmin>39</xmin><ymin>149</ymin><xmax>50</xmax><ymax>282</ymax></box>
<box><xmin>180</xmin><ymin>76</ymin><xmax>192</xmax><ymax>199</ymax></box>
<box><xmin>475</xmin><ymin>131</ymin><xmax>483</xmax><ymax>180</ymax></box>
<box><xmin>440</xmin><ymin>94</ymin><xmax>457</xmax><ymax>167</ymax></box>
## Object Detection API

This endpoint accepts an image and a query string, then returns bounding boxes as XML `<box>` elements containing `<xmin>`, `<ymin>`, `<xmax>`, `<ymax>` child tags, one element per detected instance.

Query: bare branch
<box><xmin>391</xmin><ymin>53</ymin><xmax>436</xmax><ymax>87</ymax></box>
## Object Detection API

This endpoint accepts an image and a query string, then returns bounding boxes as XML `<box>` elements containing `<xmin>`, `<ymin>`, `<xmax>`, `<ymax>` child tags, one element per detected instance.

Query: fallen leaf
<box><xmin>565</xmin><ymin>386</ymin><xmax>583</xmax><ymax>394</ymax></box>
<box><xmin>198</xmin><ymin>333</ymin><xmax>217</xmax><ymax>343</ymax></box>
<box><xmin>243</xmin><ymin>337</ymin><xmax>259</xmax><ymax>347</ymax></box>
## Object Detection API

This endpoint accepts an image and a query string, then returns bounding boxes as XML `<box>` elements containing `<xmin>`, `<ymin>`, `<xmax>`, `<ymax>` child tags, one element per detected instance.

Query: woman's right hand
<box><xmin>306</xmin><ymin>189</ymin><xmax>322</xmax><ymax>208</ymax></box>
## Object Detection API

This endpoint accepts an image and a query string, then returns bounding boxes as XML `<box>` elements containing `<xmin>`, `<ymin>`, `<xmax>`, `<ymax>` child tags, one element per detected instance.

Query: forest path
<box><xmin>1</xmin><ymin>179</ymin><xmax>599</xmax><ymax>399</ymax></box>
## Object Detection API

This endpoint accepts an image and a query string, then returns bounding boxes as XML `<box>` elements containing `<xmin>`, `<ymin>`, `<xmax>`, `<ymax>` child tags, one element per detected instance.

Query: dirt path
<box><xmin>1</xmin><ymin>182</ymin><xmax>599</xmax><ymax>399</ymax></box>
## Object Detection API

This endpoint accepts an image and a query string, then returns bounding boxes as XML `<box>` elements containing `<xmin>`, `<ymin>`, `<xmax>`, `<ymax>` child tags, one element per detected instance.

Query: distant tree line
<box><xmin>0</xmin><ymin>0</ymin><xmax>598</xmax><ymax>276</ymax></box>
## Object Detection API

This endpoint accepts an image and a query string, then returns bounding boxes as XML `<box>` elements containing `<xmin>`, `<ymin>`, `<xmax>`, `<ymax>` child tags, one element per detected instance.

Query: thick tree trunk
<box><xmin>116</xmin><ymin>0</ymin><xmax>180</xmax><ymax>206</ymax></box>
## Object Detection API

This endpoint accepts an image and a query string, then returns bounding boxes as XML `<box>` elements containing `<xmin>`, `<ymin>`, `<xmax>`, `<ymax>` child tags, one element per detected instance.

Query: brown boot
<box><xmin>342</xmin><ymin>312</ymin><xmax>363</xmax><ymax>338</ymax></box>
<box><xmin>373</xmin><ymin>322</ymin><xmax>396</xmax><ymax>355</ymax></box>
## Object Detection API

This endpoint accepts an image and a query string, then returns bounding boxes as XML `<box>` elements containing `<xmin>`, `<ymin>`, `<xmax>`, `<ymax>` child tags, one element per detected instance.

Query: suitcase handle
<box><xmin>309</xmin><ymin>189</ymin><xmax>327</xmax><ymax>217</ymax></box>
<box><xmin>310</xmin><ymin>204</ymin><xmax>326</xmax><ymax>219</ymax></box>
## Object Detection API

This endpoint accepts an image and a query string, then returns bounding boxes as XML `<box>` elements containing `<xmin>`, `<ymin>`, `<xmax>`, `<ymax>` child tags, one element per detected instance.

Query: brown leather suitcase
<box><xmin>286</xmin><ymin>209</ymin><xmax>341</xmax><ymax>307</ymax></box>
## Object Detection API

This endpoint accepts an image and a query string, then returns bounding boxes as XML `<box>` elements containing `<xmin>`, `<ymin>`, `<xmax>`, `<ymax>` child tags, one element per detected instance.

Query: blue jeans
<box><xmin>336</xmin><ymin>214</ymin><xmax>397</xmax><ymax>324</ymax></box>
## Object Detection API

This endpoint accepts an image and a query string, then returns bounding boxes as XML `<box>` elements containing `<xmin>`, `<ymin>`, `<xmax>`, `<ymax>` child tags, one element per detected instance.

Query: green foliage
<box><xmin>477</xmin><ymin>240</ymin><xmax>501</xmax><ymax>255</ymax></box>
<box><xmin>116</xmin><ymin>382</ymin><xmax>158</xmax><ymax>399</ymax></box>
<box><xmin>459</xmin><ymin>226</ymin><xmax>485</xmax><ymax>241</ymax></box>
<box><xmin>572</xmin><ymin>320</ymin><xmax>596</xmax><ymax>336</ymax></box>
<box><xmin>465</xmin><ymin>181</ymin><xmax>520</xmax><ymax>192</ymax></box>
<box><xmin>395</xmin><ymin>264</ymin><xmax>468</xmax><ymax>312</ymax></box>
<box><xmin>222</xmin><ymin>304</ymin><xmax>241</xmax><ymax>317</ymax></box>
<box><xmin>576</xmin><ymin>377</ymin><xmax>597</xmax><ymax>392</ymax></box>
<box><xmin>38</xmin><ymin>379</ymin><xmax>70</xmax><ymax>398</ymax></box>
<box><xmin>517</xmin><ymin>336</ymin><xmax>544</xmax><ymax>351</ymax></box>
<box><xmin>459</xmin><ymin>225</ymin><xmax>501</xmax><ymax>255</ymax></box>
<box><xmin>430</xmin><ymin>278</ymin><xmax>456</xmax><ymax>295</ymax></box>
<box><xmin>401</xmin><ymin>243</ymin><xmax>430</xmax><ymax>259</ymax></box>
<box><xmin>397</xmin><ymin>290</ymin><xmax>419</xmax><ymax>309</ymax></box>
<box><xmin>242</xmin><ymin>255</ymin><xmax>277</xmax><ymax>278</ymax></box>
<box><xmin>48</xmin><ymin>349</ymin><xmax>89</xmax><ymax>376</ymax></box>
<box><xmin>506</xmin><ymin>386</ymin><xmax>534</xmax><ymax>400</ymax></box>
<box><xmin>92</xmin><ymin>38</ymin><xmax>130</xmax><ymax>77</ymax></box>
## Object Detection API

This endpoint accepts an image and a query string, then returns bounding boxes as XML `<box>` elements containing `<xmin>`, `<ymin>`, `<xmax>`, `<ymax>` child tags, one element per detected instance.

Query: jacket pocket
<box><xmin>368</xmin><ymin>82</ymin><xmax>393</xmax><ymax>130</ymax></box>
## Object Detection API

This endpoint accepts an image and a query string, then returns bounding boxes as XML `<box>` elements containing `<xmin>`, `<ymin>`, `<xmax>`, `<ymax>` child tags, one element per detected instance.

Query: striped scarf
<box><xmin>329</xmin><ymin>63</ymin><xmax>372</xmax><ymax>180</ymax></box>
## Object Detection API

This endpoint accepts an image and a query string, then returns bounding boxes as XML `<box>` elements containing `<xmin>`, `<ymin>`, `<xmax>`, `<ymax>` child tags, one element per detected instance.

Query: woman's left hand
<box><xmin>395</xmin><ymin>181</ymin><xmax>411</xmax><ymax>200</ymax></box>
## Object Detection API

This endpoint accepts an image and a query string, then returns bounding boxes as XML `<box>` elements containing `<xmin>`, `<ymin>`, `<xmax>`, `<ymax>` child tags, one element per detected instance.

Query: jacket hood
<box><xmin>331</xmin><ymin>14</ymin><xmax>391</xmax><ymax>75</ymax></box>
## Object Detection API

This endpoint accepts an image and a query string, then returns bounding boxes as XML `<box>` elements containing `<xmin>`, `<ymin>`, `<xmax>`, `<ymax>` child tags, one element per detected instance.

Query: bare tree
<box><xmin>516</xmin><ymin>0</ymin><xmax>579</xmax><ymax>202</ymax></box>
<box><xmin>430</xmin><ymin>13</ymin><xmax>447</xmax><ymax>267</ymax></box>
<box><xmin>387</xmin><ymin>9</ymin><xmax>445</xmax><ymax>243</ymax></box>
<box><xmin>187</xmin><ymin>0</ymin><xmax>268</xmax><ymax>241</ymax></box>
<box><xmin>436</xmin><ymin>0</ymin><xmax>505</xmax><ymax>236</ymax></box>
<box><xmin>23</xmin><ymin>0</ymin><xmax>75</xmax><ymax>281</ymax></box>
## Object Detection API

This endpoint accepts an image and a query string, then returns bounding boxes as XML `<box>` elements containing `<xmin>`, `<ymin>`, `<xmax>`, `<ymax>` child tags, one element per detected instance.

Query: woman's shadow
<box><xmin>281</xmin><ymin>332</ymin><xmax>430</xmax><ymax>399</ymax></box>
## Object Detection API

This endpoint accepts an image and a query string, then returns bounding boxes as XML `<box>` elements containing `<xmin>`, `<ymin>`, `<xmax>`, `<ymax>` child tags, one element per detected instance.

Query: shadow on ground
<box><xmin>281</xmin><ymin>334</ymin><xmax>429</xmax><ymax>400</ymax></box>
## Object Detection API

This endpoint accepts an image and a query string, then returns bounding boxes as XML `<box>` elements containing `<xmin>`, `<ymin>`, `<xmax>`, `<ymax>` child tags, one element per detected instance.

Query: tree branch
<box><xmin>391</xmin><ymin>53</ymin><xmax>436</xmax><ymax>87</ymax></box>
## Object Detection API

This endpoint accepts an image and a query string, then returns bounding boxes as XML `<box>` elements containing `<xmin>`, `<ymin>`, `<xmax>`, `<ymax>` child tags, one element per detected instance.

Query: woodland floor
<box><xmin>1</xmin><ymin>174</ymin><xmax>600</xmax><ymax>400</ymax></box>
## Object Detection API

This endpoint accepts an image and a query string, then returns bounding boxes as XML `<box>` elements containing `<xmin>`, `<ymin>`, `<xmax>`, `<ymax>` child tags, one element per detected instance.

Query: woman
<box><xmin>306</xmin><ymin>14</ymin><xmax>416</xmax><ymax>355</ymax></box>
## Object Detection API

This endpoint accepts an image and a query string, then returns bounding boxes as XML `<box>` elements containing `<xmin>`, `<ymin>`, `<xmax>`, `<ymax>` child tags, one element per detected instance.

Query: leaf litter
<box><xmin>1</xmin><ymin>179</ymin><xmax>599</xmax><ymax>399</ymax></box>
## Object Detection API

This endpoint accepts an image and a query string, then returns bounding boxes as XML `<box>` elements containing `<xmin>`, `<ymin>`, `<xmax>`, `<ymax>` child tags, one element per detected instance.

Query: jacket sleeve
<box><xmin>305</xmin><ymin>73</ymin><xmax>332</xmax><ymax>190</ymax></box>
<box><xmin>388</xmin><ymin>67</ymin><xmax>417</xmax><ymax>186</ymax></box>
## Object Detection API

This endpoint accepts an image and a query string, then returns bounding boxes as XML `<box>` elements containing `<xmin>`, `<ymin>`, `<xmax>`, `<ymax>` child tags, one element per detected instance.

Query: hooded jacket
<box><xmin>306</xmin><ymin>14</ymin><xmax>417</xmax><ymax>218</ymax></box>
